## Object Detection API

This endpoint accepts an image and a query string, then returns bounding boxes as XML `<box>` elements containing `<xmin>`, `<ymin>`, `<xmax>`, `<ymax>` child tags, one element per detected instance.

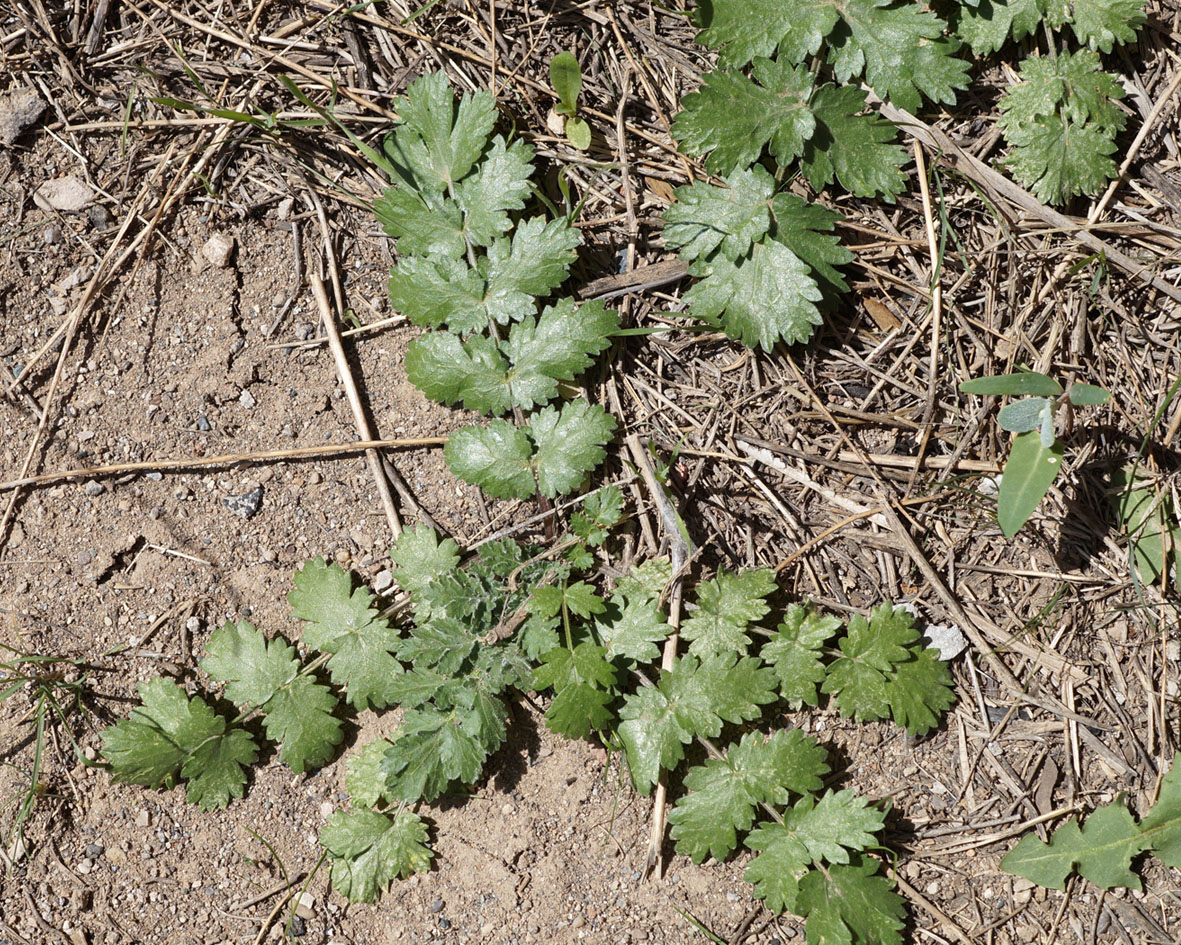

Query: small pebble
<box><xmin>135</xmin><ymin>809</ymin><xmax>150</xmax><ymax>828</ymax></box>
<box><xmin>223</xmin><ymin>486</ymin><xmax>264</xmax><ymax>520</ymax></box>
<box><xmin>196</xmin><ymin>415</ymin><xmax>211</xmax><ymax>432</ymax></box>
<box><xmin>76</xmin><ymin>858</ymin><xmax>93</xmax><ymax>875</ymax></box>
<box><xmin>294</xmin><ymin>892</ymin><xmax>315</xmax><ymax>920</ymax></box>
<box><xmin>294</xmin><ymin>322</ymin><xmax>315</xmax><ymax>341</ymax></box>
<box><xmin>186</xmin><ymin>617</ymin><xmax>201</xmax><ymax>633</ymax></box>
<box><xmin>83</xmin><ymin>480</ymin><xmax>105</xmax><ymax>496</ymax></box>
<box><xmin>146</xmin><ymin>472</ymin><xmax>163</xmax><ymax>481</ymax></box>
<box><xmin>307</xmin><ymin>472</ymin><xmax>322</xmax><ymax>485</ymax></box>
<box><xmin>239</xmin><ymin>389</ymin><xmax>257</xmax><ymax>409</ymax></box>
<box><xmin>429</xmin><ymin>899</ymin><xmax>444</xmax><ymax>914</ymax></box>
<box><xmin>201</xmin><ymin>232</ymin><xmax>235</xmax><ymax>268</ymax></box>
<box><xmin>43</xmin><ymin>225</ymin><xmax>61</xmax><ymax>244</ymax></box>
<box><xmin>290</xmin><ymin>914</ymin><xmax>306</xmax><ymax>938</ymax></box>
<box><xmin>373</xmin><ymin>570</ymin><xmax>394</xmax><ymax>593</ymax></box>
<box><xmin>84</xmin><ymin>843</ymin><xmax>104</xmax><ymax>859</ymax></box>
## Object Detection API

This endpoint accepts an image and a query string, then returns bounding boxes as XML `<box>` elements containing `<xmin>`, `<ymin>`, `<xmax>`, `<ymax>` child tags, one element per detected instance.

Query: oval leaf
<box><xmin>997</xmin><ymin>397</ymin><xmax>1050</xmax><ymax>434</ymax></box>
<box><xmin>1068</xmin><ymin>383</ymin><xmax>1111</xmax><ymax>406</ymax></box>
<box><xmin>960</xmin><ymin>373</ymin><xmax>1063</xmax><ymax>397</ymax></box>
<box><xmin>998</xmin><ymin>431</ymin><xmax>1065</xmax><ymax>536</ymax></box>
<box><xmin>549</xmin><ymin>51</ymin><xmax>582</xmax><ymax>117</ymax></box>
<box><xmin>565</xmin><ymin>117</ymin><xmax>591</xmax><ymax>150</ymax></box>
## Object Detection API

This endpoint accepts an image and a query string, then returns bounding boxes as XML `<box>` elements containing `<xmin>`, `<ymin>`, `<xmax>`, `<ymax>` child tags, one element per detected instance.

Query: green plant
<box><xmin>1110</xmin><ymin>467</ymin><xmax>1181</xmax><ymax>590</ymax></box>
<box><xmin>100</xmin><ymin>488</ymin><xmax>956</xmax><ymax>939</ymax></box>
<box><xmin>0</xmin><ymin>646</ymin><xmax>96</xmax><ymax>852</ymax></box>
<box><xmin>370</xmin><ymin>72</ymin><xmax>619</xmax><ymax>499</ymax></box>
<box><xmin>959</xmin><ymin>372</ymin><xmax>1110</xmax><ymax>536</ymax></box>
<box><xmin>549</xmin><ymin>51</ymin><xmax>591</xmax><ymax>150</ymax></box>
<box><xmin>1002</xmin><ymin>763</ymin><xmax>1181</xmax><ymax>890</ymax></box>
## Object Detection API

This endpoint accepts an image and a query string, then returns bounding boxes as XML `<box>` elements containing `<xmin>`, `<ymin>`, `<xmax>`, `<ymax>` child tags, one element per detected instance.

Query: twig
<box><xmin>626</xmin><ymin>433</ymin><xmax>692</xmax><ymax>878</ymax></box>
<box><xmin>310</xmin><ymin>272</ymin><xmax>401</xmax><ymax>538</ymax></box>
<box><xmin>0</xmin><ymin>436</ymin><xmax>446</xmax><ymax>492</ymax></box>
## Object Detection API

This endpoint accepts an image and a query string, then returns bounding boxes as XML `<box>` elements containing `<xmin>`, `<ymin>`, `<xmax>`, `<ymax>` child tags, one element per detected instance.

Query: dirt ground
<box><xmin>3</xmin><ymin>1</ymin><xmax>1181</xmax><ymax>944</ymax></box>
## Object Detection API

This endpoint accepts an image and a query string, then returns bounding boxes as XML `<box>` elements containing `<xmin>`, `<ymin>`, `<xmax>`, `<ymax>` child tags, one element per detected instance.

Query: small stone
<box><xmin>75</xmin><ymin>550</ymin><xmax>93</xmax><ymax>567</ymax></box>
<box><xmin>923</xmin><ymin>623</ymin><xmax>967</xmax><ymax>661</ymax></box>
<box><xmin>429</xmin><ymin>899</ymin><xmax>444</xmax><ymax>914</ymax></box>
<box><xmin>294</xmin><ymin>322</ymin><xmax>315</xmax><ymax>341</ymax></box>
<box><xmin>34</xmin><ymin>175</ymin><xmax>94</xmax><ymax>212</ymax></box>
<box><xmin>438</xmin><ymin>919</ymin><xmax>451</xmax><ymax>930</ymax></box>
<box><xmin>223</xmin><ymin>486</ymin><xmax>264</xmax><ymax>520</ymax></box>
<box><xmin>146</xmin><ymin>472</ymin><xmax>163</xmax><ymax>481</ymax></box>
<box><xmin>373</xmin><ymin>570</ymin><xmax>394</xmax><ymax>593</ymax></box>
<box><xmin>135</xmin><ymin>809</ymin><xmax>150</xmax><ymax>828</ymax></box>
<box><xmin>43</xmin><ymin>225</ymin><xmax>61</xmax><ymax>245</ymax></box>
<box><xmin>1167</xmin><ymin>639</ymin><xmax>1180</xmax><ymax>662</ymax></box>
<box><xmin>196</xmin><ymin>415</ymin><xmax>211</xmax><ymax>432</ymax></box>
<box><xmin>83</xmin><ymin>480</ymin><xmax>105</xmax><ymax>496</ymax></box>
<box><xmin>261</xmin><ymin>547</ymin><xmax>277</xmax><ymax>563</ymax></box>
<box><xmin>0</xmin><ymin>86</ymin><xmax>45</xmax><ymax>146</ymax></box>
<box><xmin>186</xmin><ymin>617</ymin><xmax>201</xmax><ymax>633</ymax></box>
<box><xmin>8</xmin><ymin>524</ymin><xmax>23</xmax><ymax>547</ymax></box>
<box><xmin>201</xmin><ymin>232</ymin><xmax>235</xmax><ymax>268</ymax></box>
<box><xmin>239</xmin><ymin>389</ymin><xmax>257</xmax><ymax>409</ymax></box>
<box><xmin>290</xmin><ymin>914</ymin><xmax>306</xmax><ymax>938</ymax></box>
<box><xmin>76</xmin><ymin>858</ymin><xmax>93</xmax><ymax>875</ymax></box>
<box><xmin>572</xmin><ymin>916</ymin><xmax>585</xmax><ymax>929</ymax></box>
<box><xmin>293</xmin><ymin>892</ymin><xmax>315</xmax><ymax>921</ymax></box>
<box><xmin>307</xmin><ymin>472</ymin><xmax>322</xmax><ymax>485</ymax></box>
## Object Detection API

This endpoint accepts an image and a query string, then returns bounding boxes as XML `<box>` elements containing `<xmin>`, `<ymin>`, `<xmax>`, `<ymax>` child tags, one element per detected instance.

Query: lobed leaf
<box><xmin>322</xmin><ymin>809</ymin><xmax>433</xmax><ymax>902</ymax></box>
<box><xmin>761</xmin><ymin>603</ymin><xmax>842</xmax><ymax>708</ymax></box>
<box><xmin>801</xmin><ymin>85</ymin><xmax>907</xmax><ymax>200</ymax></box>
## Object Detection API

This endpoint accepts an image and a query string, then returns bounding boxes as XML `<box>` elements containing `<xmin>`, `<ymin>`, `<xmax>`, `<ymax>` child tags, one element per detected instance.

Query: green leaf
<box><xmin>382</xmin><ymin>71</ymin><xmax>495</xmax><ymax>193</ymax></box>
<box><xmin>770</xmin><ymin>193</ymin><xmax>854</xmax><ymax>300</ymax></box>
<box><xmin>697</xmin><ymin>0</ymin><xmax>839</xmax><ymax>66</ymax></box>
<box><xmin>998</xmin><ymin>397</ymin><xmax>1053</xmax><ymax>435</ymax></box>
<box><xmin>322</xmin><ymin>808</ymin><xmax>433</xmax><ymax>902</ymax></box>
<box><xmin>101</xmin><ymin>678</ymin><xmax>257</xmax><ymax>811</ymax></box>
<box><xmin>289</xmin><ymin>557</ymin><xmax>404</xmax><ymax>710</ymax></box>
<box><xmin>445</xmin><ymin>419</ymin><xmax>536</xmax><ymax>499</ymax></box>
<box><xmin>959</xmin><ymin>372</ymin><xmax>1063</xmax><ymax>396</ymax></box>
<box><xmin>550</xmin><ymin>51</ymin><xmax>582</xmax><ymax>116</ymax></box>
<box><xmin>1111</xmin><ymin>469</ymin><xmax>1181</xmax><ymax>588</ymax></box>
<box><xmin>455</xmin><ymin>137</ymin><xmax>535</xmax><ymax>248</ymax></box>
<box><xmin>389</xmin><ymin>523</ymin><xmax>462</xmax><ymax>605</ymax></box>
<box><xmin>761</xmin><ymin>603</ymin><xmax>842</xmax><ymax>708</ymax></box>
<box><xmin>345</xmin><ymin>737</ymin><xmax>395</xmax><ymax>808</ymax></box>
<box><xmin>1041</xmin><ymin>0</ymin><xmax>1146</xmax><ymax>52</ymax></box>
<box><xmin>481</xmin><ymin>217</ymin><xmax>581</xmax><ymax>327</ymax></box>
<box><xmin>619</xmin><ymin>653</ymin><xmax>777</xmax><ymax>792</ymax></box>
<box><xmin>529</xmin><ymin>402</ymin><xmax>617</xmax><ymax>498</ymax></box>
<box><xmin>1002</xmin><ymin>804</ymin><xmax>1146</xmax><ymax>890</ymax></box>
<box><xmin>614</xmin><ymin>557</ymin><xmax>673</xmax><ymax>600</ymax></box>
<box><xmin>794</xmin><ymin>858</ymin><xmax>907</xmax><ymax>943</ymax></box>
<box><xmin>821</xmin><ymin>604</ymin><xmax>917</xmax><ymax>723</ymax></box>
<box><xmin>999</xmin><ymin>52</ymin><xmax>1126</xmax><ymax>204</ymax></box>
<box><xmin>998</xmin><ymin>430</ymin><xmax>1065</xmax><ymax>536</ymax></box>
<box><xmin>596</xmin><ymin>594</ymin><xmax>672</xmax><ymax>662</ymax></box>
<box><xmin>200</xmin><ymin>621</ymin><xmax>342</xmax><ymax>773</ymax></box>
<box><xmin>669</xmin><ymin>730</ymin><xmax>830</xmax><ymax>863</ymax></box>
<box><xmin>953</xmin><ymin>0</ymin><xmax>1044</xmax><ymax>55</ymax></box>
<box><xmin>1067</xmin><ymin>383</ymin><xmax>1110</xmax><ymax>406</ymax></box>
<box><xmin>801</xmin><ymin>85</ymin><xmax>906</xmax><ymax>200</ymax></box>
<box><xmin>681</xmin><ymin>567</ymin><xmax>777</xmax><ymax>658</ymax></box>
<box><xmin>829</xmin><ymin>1</ymin><xmax>970</xmax><ymax>114</ymax></box>
<box><xmin>387</xmin><ymin>253</ymin><xmax>485</xmax><ymax>330</ymax></box>
<box><xmin>381</xmin><ymin>704</ymin><xmax>497</xmax><ymax>802</ymax></box>
<box><xmin>886</xmin><ymin>647</ymin><xmax>956</xmax><ymax>736</ymax></box>
<box><xmin>672</xmin><ymin>58</ymin><xmax>816</xmax><ymax>173</ymax></box>
<box><xmin>685</xmin><ymin>239</ymin><xmax>823</xmax><ymax>350</ymax></box>
<box><xmin>532</xmin><ymin>643</ymin><xmax>618</xmax><ymax>739</ymax></box>
<box><xmin>395</xmin><ymin>616</ymin><xmax>477</xmax><ymax>676</ymax></box>
<box><xmin>1139</xmin><ymin>765</ymin><xmax>1181</xmax><ymax>867</ymax></box>
<box><xmin>663</xmin><ymin>167</ymin><xmax>775</xmax><ymax>262</ymax></box>
<box><xmin>501</xmin><ymin>299</ymin><xmax>621</xmax><ymax>410</ymax></box>
<box><xmin>564</xmin><ymin>117</ymin><xmax>591</xmax><ymax>150</ymax></box>
<box><xmin>373</xmin><ymin>186</ymin><xmax>463</xmax><ymax>257</ymax></box>
<box><xmin>406</xmin><ymin>332</ymin><xmax>510</xmax><ymax>414</ymax></box>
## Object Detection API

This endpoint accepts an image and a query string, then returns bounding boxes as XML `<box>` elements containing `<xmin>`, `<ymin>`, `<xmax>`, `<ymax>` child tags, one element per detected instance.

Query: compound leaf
<box><xmin>885</xmin><ymin>647</ymin><xmax>956</xmax><ymax>736</ymax></box>
<box><xmin>101</xmin><ymin>678</ymin><xmax>257</xmax><ymax>812</ymax></box>
<box><xmin>529</xmin><ymin>402</ymin><xmax>617</xmax><ymax>498</ymax></box>
<box><xmin>762</xmin><ymin>603</ymin><xmax>842</xmax><ymax>708</ymax></box>
<box><xmin>322</xmin><ymin>808</ymin><xmax>433</xmax><ymax>902</ymax></box>
<box><xmin>455</xmin><ymin>136</ymin><xmax>535</xmax><ymax>248</ymax></box>
<box><xmin>794</xmin><ymin>858</ymin><xmax>907</xmax><ymax>943</ymax></box>
<box><xmin>445</xmin><ymin>419</ymin><xmax>536</xmax><ymax>499</ymax></box>
<box><xmin>801</xmin><ymin>84</ymin><xmax>906</xmax><ymax>200</ymax></box>
<box><xmin>381</xmin><ymin>704</ymin><xmax>495</xmax><ymax>803</ymax></box>
<box><xmin>290</xmin><ymin>557</ymin><xmax>404</xmax><ymax>711</ymax></box>
<box><xmin>821</xmin><ymin>604</ymin><xmax>917</xmax><ymax>722</ymax></box>
<box><xmin>405</xmin><ymin>332</ymin><xmax>511</xmax><ymax>415</ymax></box>
<box><xmin>387</xmin><ymin>253</ymin><xmax>485</xmax><ymax>331</ymax></box>
<box><xmin>669</xmin><ymin>730</ymin><xmax>829</xmax><ymax>863</ymax></box>
<box><xmin>953</xmin><ymin>0</ymin><xmax>1044</xmax><ymax>55</ymax></box>
<box><xmin>770</xmin><ymin>193</ymin><xmax>854</xmax><ymax>299</ymax></box>
<box><xmin>389</xmin><ymin>523</ymin><xmax>462</xmax><ymax>605</ymax></box>
<box><xmin>685</xmin><ymin>239</ymin><xmax>823</xmax><ymax>350</ymax></box>
<box><xmin>697</xmin><ymin>0</ymin><xmax>839</xmax><ymax>66</ymax></box>
<box><xmin>260</xmin><ymin>674</ymin><xmax>344</xmax><ymax>773</ymax></box>
<box><xmin>596</xmin><ymin>594</ymin><xmax>673</xmax><ymax>663</ymax></box>
<box><xmin>673</xmin><ymin>58</ymin><xmax>816</xmax><ymax>173</ymax></box>
<box><xmin>481</xmin><ymin>217</ymin><xmax>580</xmax><ymax>326</ymax></box>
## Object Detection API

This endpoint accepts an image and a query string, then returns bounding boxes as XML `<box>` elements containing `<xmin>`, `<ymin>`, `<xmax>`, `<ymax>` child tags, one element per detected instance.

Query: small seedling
<box><xmin>959</xmin><ymin>372</ymin><xmax>1110</xmax><ymax>536</ymax></box>
<box><xmin>549</xmin><ymin>51</ymin><xmax>591</xmax><ymax>150</ymax></box>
